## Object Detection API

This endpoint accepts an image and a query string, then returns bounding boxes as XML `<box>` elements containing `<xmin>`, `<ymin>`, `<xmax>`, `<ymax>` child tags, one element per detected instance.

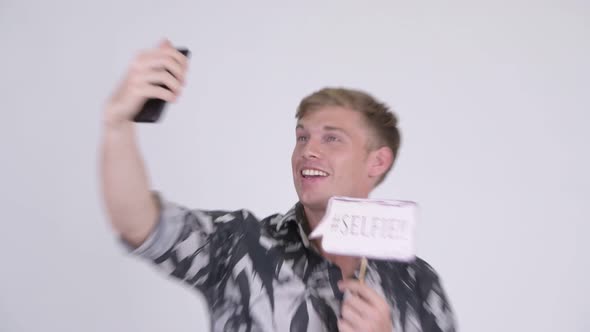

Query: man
<box><xmin>100</xmin><ymin>40</ymin><xmax>456</xmax><ymax>332</ymax></box>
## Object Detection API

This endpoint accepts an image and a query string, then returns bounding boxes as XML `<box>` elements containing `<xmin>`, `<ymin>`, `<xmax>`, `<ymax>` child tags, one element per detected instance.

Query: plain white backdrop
<box><xmin>1</xmin><ymin>1</ymin><xmax>588</xmax><ymax>331</ymax></box>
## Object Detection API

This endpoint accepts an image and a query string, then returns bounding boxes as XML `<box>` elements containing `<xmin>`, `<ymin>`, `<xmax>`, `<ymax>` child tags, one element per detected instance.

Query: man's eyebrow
<box><xmin>295</xmin><ymin>124</ymin><xmax>350</xmax><ymax>137</ymax></box>
<box><xmin>324</xmin><ymin>126</ymin><xmax>351</xmax><ymax>137</ymax></box>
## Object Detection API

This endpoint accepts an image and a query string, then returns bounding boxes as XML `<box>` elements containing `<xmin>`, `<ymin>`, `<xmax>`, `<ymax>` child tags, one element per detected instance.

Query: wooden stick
<box><xmin>359</xmin><ymin>257</ymin><xmax>368</xmax><ymax>284</ymax></box>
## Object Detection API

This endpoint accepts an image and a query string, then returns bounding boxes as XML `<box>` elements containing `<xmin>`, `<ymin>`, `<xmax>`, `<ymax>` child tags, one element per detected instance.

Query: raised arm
<box><xmin>99</xmin><ymin>39</ymin><xmax>189</xmax><ymax>247</ymax></box>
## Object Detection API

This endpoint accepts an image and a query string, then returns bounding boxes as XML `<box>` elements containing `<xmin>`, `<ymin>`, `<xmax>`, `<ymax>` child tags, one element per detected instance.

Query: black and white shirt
<box><xmin>122</xmin><ymin>193</ymin><xmax>457</xmax><ymax>332</ymax></box>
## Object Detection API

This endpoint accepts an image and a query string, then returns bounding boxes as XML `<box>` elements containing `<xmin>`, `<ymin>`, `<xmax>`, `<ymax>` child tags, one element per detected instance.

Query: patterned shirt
<box><xmin>122</xmin><ymin>193</ymin><xmax>457</xmax><ymax>332</ymax></box>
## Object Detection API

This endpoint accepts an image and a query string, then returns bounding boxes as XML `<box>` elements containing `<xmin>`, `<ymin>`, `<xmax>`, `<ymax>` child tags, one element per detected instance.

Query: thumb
<box><xmin>158</xmin><ymin>38</ymin><xmax>172</xmax><ymax>48</ymax></box>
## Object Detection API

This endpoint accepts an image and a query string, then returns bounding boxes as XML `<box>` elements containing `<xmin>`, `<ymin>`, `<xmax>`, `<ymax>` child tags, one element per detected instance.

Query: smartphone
<box><xmin>133</xmin><ymin>48</ymin><xmax>191</xmax><ymax>123</ymax></box>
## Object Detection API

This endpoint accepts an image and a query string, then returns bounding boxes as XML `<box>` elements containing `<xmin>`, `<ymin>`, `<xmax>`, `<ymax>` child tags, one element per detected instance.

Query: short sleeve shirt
<box><xmin>122</xmin><ymin>193</ymin><xmax>457</xmax><ymax>332</ymax></box>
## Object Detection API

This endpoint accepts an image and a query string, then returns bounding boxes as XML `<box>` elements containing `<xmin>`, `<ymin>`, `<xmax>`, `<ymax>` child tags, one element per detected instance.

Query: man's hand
<box><xmin>104</xmin><ymin>39</ymin><xmax>189</xmax><ymax>128</ymax></box>
<box><xmin>337</xmin><ymin>279</ymin><xmax>393</xmax><ymax>332</ymax></box>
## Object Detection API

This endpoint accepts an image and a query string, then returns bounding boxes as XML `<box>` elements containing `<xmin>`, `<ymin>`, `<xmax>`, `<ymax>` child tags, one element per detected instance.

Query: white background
<box><xmin>1</xmin><ymin>1</ymin><xmax>588</xmax><ymax>331</ymax></box>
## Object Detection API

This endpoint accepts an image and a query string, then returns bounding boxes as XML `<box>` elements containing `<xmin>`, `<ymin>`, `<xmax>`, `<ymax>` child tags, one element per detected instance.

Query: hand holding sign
<box><xmin>310</xmin><ymin>196</ymin><xmax>417</xmax><ymax>261</ymax></box>
<box><xmin>337</xmin><ymin>278</ymin><xmax>394</xmax><ymax>332</ymax></box>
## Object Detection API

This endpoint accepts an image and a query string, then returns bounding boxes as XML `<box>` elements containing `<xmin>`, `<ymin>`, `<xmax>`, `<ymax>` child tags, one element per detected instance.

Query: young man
<box><xmin>101</xmin><ymin>40</ymin><xmax>456</xmax><ymax>332</ymax></box>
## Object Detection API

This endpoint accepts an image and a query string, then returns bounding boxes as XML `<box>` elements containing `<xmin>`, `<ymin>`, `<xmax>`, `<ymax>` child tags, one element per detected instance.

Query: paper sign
<box><xmin>310</xmin><ymin>196</ymin><xmax>417</xmax><ymax>261</ymax></box>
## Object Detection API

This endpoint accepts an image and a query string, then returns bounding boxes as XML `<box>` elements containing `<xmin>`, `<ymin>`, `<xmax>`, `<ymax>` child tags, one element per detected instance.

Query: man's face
<box><xmin>291</xmin><ymin>106</ymin><xmax>376</xmax><ymax>211</ymax></box>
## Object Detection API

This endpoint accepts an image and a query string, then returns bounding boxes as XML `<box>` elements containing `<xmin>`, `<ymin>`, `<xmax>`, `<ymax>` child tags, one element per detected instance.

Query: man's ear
<box><xmin>368</xmin><ymin>146</ymin><xmax>394</xmax><ymax>179</ymax></box>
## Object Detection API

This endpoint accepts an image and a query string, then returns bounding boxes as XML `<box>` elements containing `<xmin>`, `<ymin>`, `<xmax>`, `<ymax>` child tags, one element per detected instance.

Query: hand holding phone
<box><xmin>133</xmin><ymin>48</ymin><xmax>191</xmax><ymax>123</ymax></box>
<box><xmin>103</xmin><ymin>40</ymin><xmax>191</xmax><ymax>128</ymax></box>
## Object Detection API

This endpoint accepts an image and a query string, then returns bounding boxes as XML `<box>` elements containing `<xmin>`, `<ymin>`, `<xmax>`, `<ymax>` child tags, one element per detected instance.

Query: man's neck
<box><xmin>302</xmin><ymin>205</ymin><xmax>326</xmax><ymax>231</ymax></box>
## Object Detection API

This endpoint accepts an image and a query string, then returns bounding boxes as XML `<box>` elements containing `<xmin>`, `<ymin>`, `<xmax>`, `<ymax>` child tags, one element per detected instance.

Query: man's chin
<box><xmin>298</xmin><ymin>194</ymin><xmax>331</xmax><ymax>212</ymax></box>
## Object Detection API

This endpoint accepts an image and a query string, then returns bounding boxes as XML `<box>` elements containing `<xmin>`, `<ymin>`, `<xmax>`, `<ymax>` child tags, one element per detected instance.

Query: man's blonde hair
<box><xmin>295</xmin><ymin>87</ymin><xmax>401</xmax><ymax>186</ymax></box>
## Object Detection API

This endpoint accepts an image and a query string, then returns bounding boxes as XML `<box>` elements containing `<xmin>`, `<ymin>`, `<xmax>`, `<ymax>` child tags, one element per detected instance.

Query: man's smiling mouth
<box><xmin>301</xmin><ymin>168</ymin><xmax>329</xmax><ymax>178</ymax></box>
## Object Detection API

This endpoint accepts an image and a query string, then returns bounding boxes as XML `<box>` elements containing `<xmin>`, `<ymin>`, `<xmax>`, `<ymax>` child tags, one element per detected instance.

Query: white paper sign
<box><xmin>309</xmin><ymin>196</ymin><xmax>417</xmax><ymax>261</ymax></box>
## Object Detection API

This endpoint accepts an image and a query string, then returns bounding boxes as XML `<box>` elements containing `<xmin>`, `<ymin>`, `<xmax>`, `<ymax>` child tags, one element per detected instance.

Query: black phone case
<box><xmin>133</xmin><ymin>48</ymin><xmax>190</xmax><ymax>123</ymax></box>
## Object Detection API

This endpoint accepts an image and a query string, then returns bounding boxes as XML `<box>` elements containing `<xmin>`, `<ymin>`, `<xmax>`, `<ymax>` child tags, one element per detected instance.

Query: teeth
<box><xmin>302</xmin><ymin>169</ymin><xmax>328</xmax><ymax>177</ymax></box>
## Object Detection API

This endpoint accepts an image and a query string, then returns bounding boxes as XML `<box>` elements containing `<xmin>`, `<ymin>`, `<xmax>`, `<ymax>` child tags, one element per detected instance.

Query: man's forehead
<box><xmin>296</xmin><ymin>110</ymin><xmax>365</xmax><ymax>132</ymax></box>
<box><xmin>298</xmin><ymin>108</ymin><xmax>354</xmax><ymax>125</ymax></box>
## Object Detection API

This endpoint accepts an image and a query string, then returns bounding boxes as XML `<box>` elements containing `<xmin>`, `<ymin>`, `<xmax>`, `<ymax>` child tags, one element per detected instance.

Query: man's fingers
<box><xmin>142</xmin><ymin>71</ymin><xmax>182</xmax><ymax>95</ymax></box>
<box><xmin>337</xmin><ymin>319</ymin><xmax>356</xmax><ymax>332</ymax></box>
<box><xmin>157</xmin><ymin>47</ymin><xmax>189</xmax><ymax>70</ymax></box>
<box><xmin>166</xmin><ymin>47</ymin><xmax>190</xmax><ymax>68</ymax></box>
<box><xmin>341</xmin><ymin>300</ymin><xmax>364</xmax><ymax>325</ymax></box>
<box><xmin>135</xmin><ymin>51</ymin><xmax>187</xmax><ymax>83</ymax></box>
<box><xmin>145</xmin><ymin>55</ymin><xmax>186</xmax><ymax>83</ymax></box>
<box><xmin>343</xmin><ymin>293</ymin><xmax>372</xmax><ymax>317</ymax></box>
<box><xmin>338</xmin><ymin>279</ymin><xmax>384</xmax><ymax>306</ymax></box>
<box><xmin>134</xmin><ymin>83</ymin><xmax>177</xmax><ymax>102</ymax></box>
<box><xmin>338</xmin><ymin>280</ymin><xmax>394</xmax><ymax>332</ymax></box>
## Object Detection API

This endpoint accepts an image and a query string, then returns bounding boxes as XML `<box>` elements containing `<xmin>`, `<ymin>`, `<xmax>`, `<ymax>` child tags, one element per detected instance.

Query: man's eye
<box><xmin>325</xmin><ymin>136</ymin><xmax>338</xmax><ymax>142</ymax></box>
<box><xmin>297</xmin><ymin>136</ymin><xmax>308</xmax><ymax>142</ymax></box>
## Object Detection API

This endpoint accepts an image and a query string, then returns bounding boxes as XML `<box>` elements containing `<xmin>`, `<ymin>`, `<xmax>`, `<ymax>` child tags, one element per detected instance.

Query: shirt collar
<box><xmin>275</xmin><ymin>202</ymin><xmax>312</xmax><ymax>248</ymax></box>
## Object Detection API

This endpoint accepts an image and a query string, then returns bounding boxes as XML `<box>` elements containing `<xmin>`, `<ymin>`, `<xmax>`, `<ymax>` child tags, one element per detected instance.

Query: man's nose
<box><xmin>302</xmin><ymin>139</ymin><xmax>322</xmax><ymax>159</ymax></box>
